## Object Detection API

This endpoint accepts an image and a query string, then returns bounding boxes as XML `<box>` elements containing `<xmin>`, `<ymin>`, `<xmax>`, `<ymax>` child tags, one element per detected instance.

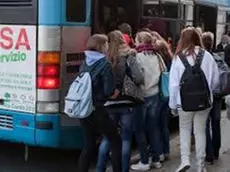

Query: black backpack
<box><xmin>179</xmin><ymin>48</ymin><xmax>211</xmax><ymax>112</ymax></box>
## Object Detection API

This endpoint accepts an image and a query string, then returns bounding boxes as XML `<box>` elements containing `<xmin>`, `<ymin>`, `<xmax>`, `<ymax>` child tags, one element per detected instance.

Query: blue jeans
<box><xmin>133</xmin><ymin>94</ymin><xmax>161</xmax><ymax>163</ymax></box>
<box><xmin>96</xmin><ymin>107</ymin><xmax>134</xmax><ymax>172</ymax></box>
<box><xmin>206</xmin><ymin>98</ymin><xmax>222</xmax><ymax>160</ymax></box>
<box><xmin>158</xmin><ymin>99</ymin><xmax>170</xmax><ymax>155</ymax></box>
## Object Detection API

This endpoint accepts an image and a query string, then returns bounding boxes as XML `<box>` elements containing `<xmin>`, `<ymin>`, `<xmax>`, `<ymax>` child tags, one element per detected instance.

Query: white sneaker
<box><xmin>152</xmin><ymin>161</ymin><xmax>163</xmax><ymax>169</ymax></box>
<box><xmin>159</xmin><ymin>154</ymin><xmax>165</xmax><ymax>162</ymax></box>
<box><xmin>131</xmin><ymin>161</ymin><xmax>150</xmax><ymax>171</ymax></box>
<box><xmin>175</xmin><ymin>162</ymin><xmax>191</xmax><ymax>172</ymax></box>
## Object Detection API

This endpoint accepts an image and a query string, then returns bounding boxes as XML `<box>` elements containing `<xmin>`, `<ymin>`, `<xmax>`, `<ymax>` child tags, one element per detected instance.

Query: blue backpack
<box><xmin>64</xmin><ymin>72</ymin><xmax>94</xmax><ymax>119</ymax></box>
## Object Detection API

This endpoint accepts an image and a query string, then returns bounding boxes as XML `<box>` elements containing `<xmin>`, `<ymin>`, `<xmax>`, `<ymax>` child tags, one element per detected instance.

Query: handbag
<box><xmin>122</xmin><ymin>56</ymin><xmax>145</xmax><ymax>104</ymax></box>
<box><xmin>157</xmin><ymin>54</ymin><xmax>169</xmax><ymax>99</ymax></box>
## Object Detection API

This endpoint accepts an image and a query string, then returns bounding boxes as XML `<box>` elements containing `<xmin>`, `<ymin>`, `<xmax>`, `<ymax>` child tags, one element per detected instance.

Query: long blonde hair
<box><xmin>108</xmin><ymin>30</ymin><xmax>130</xmax><ymax>67</ymax></box>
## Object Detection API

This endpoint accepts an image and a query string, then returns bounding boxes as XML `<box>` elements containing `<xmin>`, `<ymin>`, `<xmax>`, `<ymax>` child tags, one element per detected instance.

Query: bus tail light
<box><xmin>38</xmin><ymin>52</ymin><xmax>60</xmax><ymax>64</ymax></box>
<box><xmin>37</xmin><ymin>51</ymin><xmax>61</xmax><ymax>90</ymax></box>
<box><xmin>37</xmin><ymin>77</ymin><xmax>60</xmax><ymax>89</ymax></box>
<box><xmin>37</xmin><ymin>102</ymin><xmax>59</xmax><ymax>113</ymax></box>
<box><xmin>38</xmin><ymin>65</ymin><xmax>60</xmax><ymax>76</ymax></box>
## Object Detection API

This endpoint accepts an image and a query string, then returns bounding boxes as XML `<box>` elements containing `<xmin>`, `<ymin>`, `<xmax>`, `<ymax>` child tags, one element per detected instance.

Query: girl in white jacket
<box><xmin>169</xmin><ymin>27</ymin><xmax>219</xmax><ymax>172</ymax></box>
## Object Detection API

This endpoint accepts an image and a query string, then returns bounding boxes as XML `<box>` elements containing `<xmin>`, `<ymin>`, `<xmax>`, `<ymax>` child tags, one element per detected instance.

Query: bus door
<box><xmin>59</xmin><ymin>0</ymin><xmax>91</xmax><ymax>149</ymax></box>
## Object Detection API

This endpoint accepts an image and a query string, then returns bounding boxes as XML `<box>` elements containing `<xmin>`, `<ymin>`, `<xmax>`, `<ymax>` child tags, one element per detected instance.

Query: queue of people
<box><xmin>69</xmin><ymin>24</ymin><xmax>230</xmax><ymax>172</ymax></box>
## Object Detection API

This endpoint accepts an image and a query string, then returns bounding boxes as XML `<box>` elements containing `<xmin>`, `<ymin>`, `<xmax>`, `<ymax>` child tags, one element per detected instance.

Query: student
<box><xmin>119</xmin><ymin>23</ymin><xmax>134</xmax><ymax>47</ymax></box>
<box><xmin>155</xmin><ymin>39</ymin><xmax>173</xmax><ymax>161</ymax></box>
<box><xmin>169</xmin><ymin>27</ymin><xmax>219</xmax><ymax>172</ymax></box>
<box><xmin>77</xmin><ymin>34</ymin><xmax>122</xmax><ymax>172</ymax></box>
<box><xmin>131</xmin><ymin>31</ymin><xmax>163</xmax><ymax>171</ymax></box>
<box><xmin>201</xmin><ymin>32</ymin><xmax>223</xmax><ymax>164</ymax></box>
<box><xmin>96</xmin><ymin>30</ymin><xmax>143</xmax><ymax>172</ymax></box>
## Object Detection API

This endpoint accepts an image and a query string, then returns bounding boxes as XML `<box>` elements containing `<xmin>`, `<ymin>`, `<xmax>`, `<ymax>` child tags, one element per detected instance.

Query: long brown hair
<box><xmin>175</xmin><ymin>27</ymin><xmax>202</xmax><ymax>55</ymax></box>
<box><xmin>108</xmin><ymin>30</ymin><xmax>129</xmax><ymax>67</ymax></box>
<box><xmin>156</xmin><ymin>40</ymin><xmax>173</xmax><ymax>63</ymax></box>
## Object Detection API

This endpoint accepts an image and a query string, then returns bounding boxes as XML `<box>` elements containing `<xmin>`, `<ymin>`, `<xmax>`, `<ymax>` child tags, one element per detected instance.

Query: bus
<box><xmin>0</xmin><ymin>0</ymin><xmax>140</xmax><ymax>149</ymax></box>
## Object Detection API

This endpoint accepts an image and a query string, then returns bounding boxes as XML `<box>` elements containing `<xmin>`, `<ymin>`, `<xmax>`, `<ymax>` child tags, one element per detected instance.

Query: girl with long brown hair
<box><xmin>169</xmin><ymin>27</ymin><xmax>219</xmax><ymax>172</ymax></box>
<box><xmin>97</xmin><ymin>30</ymin><xmax>143</xmax><ymax>172</ymax></box>
<box><xmin>154</xmin><ymin>39</ymin><xmax>173</xmax><ymax>162</ymax></box>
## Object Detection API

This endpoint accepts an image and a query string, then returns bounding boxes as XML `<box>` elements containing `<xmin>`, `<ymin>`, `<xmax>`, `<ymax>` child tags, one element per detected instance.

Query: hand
<box><xmin>110</xmin><ymin>89</ymin><xmax>120</xmax><ymax>99</ymax></box>
<box><xmin>171</xmin><ymin>109</ymin><xmax>178</xmax><ymax>115</ymax></box>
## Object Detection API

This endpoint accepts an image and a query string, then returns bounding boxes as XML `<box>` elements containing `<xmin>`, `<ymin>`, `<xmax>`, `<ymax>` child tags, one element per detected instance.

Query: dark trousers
<box><xmin>206</xmin><ymin>98</ymin><xmax>222</xmax><ymax>160</ymax></box>
<box><xmin>77</xmin><ymin>107</ymin><xmax>122</xmax><ymax>172</ymax></box>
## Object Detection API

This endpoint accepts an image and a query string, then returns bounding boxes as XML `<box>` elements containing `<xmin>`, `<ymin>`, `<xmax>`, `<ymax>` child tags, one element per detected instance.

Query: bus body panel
<box><xmin>0</xmin><ymin>109</ymin><xmax>35</xmax><ymax>145</ymax></box>
<box><xmin>0</xmin><ymin>0</ymin><xmax>92</xmax><ymax>149</ymax></box>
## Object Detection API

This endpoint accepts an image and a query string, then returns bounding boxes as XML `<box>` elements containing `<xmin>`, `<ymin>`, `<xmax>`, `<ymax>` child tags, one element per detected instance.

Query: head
<box><xmin>221</xmin><ymin>35</ymin><xmax>229</xmax><ymax>44</ymax></box>
<box><xmin>108</xmin><ymin>30</ymin><xmax>129</xmax><ymax>67</ymax></box>
<box><xmin>175</xmin><ymin>27</ymin><xmax>202</xmax><ymax>55</ymax></box>
<box><xmin>196</xmin><ymin>27</ymin><xmax>202</xmax><ymax>37</ymax></box>
<box><xmin>201</xmin><ymin>32</ymin><xmax>214</xmax><ymax>51</ymax></box>
<box><xmin>135</xmin><ymin>31</ymin><xmax>154</xmax><ymax>46</ymax></box>
<box><xmin>155</xmin><ymin>40</ymin><xmax>173</xmax><ymax>59</ymax></box>
<box><xmin>151</xmin><ymin>31</ymin><xmax>163</xmax><ymax>41</ymax></box>
<box><xmin>138</xmin><ymin>27</ymin><xmax>152</xmax><ymax>33</ymax></box>
<box><xmin>86</xmin><ymin>34</ymin><xmax>108</xmax><ymax>54</ymax></box>
<box><xmin>119</xmin><ymin>23</ymin><xmax>132</xmax><ymax>35</ymax></box>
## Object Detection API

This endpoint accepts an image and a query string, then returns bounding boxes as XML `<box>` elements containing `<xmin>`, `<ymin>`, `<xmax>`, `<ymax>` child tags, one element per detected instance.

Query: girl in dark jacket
<box><xmin>77</xmin><ymin>34</ymin><xmax>122</xmax><ymax>172</ymax></box>
<box><xmin>96</xmin><ymin>30</ymin><xmax>143</xmax><ymax>172</ymax></box>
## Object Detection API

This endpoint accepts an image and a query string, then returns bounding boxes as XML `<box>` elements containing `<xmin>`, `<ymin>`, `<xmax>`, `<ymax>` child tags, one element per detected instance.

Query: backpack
<box><xmin>212</xmin><ymin>53</ymin><xmax>230</xmax><ymax>97</ymax></box>
<box><xmin>64</xmin><ymin>72</ymin><xmax>94</xmax><ymax>119</ymax></box>
<box><xmin>179</xmin><ymin>48</ymin><xmax>211</xmax><ymax>112</ymax></box>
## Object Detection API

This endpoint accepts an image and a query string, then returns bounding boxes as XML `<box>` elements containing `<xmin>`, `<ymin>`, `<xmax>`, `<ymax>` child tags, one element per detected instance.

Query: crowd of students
<box><xmin>75</xmin><ymin>24</ymin><xmax>228</xmax><ymax>172</ymax></box>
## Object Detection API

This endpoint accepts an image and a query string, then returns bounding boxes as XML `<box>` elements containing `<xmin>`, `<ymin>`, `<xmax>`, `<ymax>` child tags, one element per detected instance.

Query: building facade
<box><xmin>141</xmin><ymin>0</ymin><xmax>230</xmax><ymax>48</ymax></box>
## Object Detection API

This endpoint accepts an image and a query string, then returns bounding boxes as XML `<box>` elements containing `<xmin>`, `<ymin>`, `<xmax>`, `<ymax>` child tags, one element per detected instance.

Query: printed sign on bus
<box><xmin>0</xmin><ymin>25</ymin><xmax>36</xmax><ymax>113</ymax></box>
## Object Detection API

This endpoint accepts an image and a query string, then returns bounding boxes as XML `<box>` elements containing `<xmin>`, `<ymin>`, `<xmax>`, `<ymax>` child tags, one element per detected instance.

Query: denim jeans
<box><xmin>206</xmin><ymin>98</ymin><xmax>222</xmax><ymax>160</ymax></box>
<box><xmin>133</xmin><ymin>94</ymin><xmax>161</xmax><ymax>163</ymax></box>
<box><xmin>77</xmin><ymin>107</ymin><xmax>122</xmax><ymax>172</ymax></box>
<box><xmin>96</xmin><ymin>107</ymin><xmax>134</xmax><ymax>172</ymax></box>
<box><xmin>158</xmin><ymin>99</ymin><xmax>170</xmax><ymax>155</ymax></box>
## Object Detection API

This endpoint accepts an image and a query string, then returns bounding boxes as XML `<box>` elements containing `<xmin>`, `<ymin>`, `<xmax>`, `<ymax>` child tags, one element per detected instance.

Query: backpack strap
<box><xmin>196</xmin><ymin>48</ymin><xmax>205</xmax><ymax>66</ymax></box>
<box><xmin>178</xmin><ymin>52</ymin><xmax>191</xmax><ymax>68</ymax></box>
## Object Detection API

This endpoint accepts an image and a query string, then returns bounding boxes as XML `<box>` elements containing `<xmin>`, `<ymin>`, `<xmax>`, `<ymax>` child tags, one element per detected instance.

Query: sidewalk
<box><xmin>103</xmin><ymin>111</ymin><xmax>230</xmax><ymax>172</ymax></box>
<box><xmin>147</xmin><ymin>111</ymin><xmax>230</xmax><ymax>172</ymax></box>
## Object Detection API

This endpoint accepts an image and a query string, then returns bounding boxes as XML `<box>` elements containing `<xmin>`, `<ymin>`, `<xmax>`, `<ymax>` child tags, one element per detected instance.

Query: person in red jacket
<box><xmin>119</xmin><ymin>23</ymin><xmax>134</xmax><ymax>47</ymax></box>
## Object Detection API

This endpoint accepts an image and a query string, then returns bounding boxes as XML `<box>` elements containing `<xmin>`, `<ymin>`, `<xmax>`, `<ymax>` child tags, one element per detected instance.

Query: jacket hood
<box><xmin>84</xmin><ymin>50</ymin><xmax>105</xmax><ymax>66</ymax></box>
<box><xmin>119</xmin><ymin>44</ymin><xmax>137</xmax><ymax>57</ymax></box>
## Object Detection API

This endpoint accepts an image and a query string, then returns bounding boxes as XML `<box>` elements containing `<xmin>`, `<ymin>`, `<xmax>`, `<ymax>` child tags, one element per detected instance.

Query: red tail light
<box><xmin>37</xmin><ymin>77</ymin><xmax>60</xmax><ymax>89</ymax></box>
<box><xmin>38</xmin><ymin>65</ymin><xmax>60</xmax><ymax>77</ymax></box>
<box><xmin>37</xmin><ymin>51</ymin><xmax>61</xmax><ymax>89</ymax></box>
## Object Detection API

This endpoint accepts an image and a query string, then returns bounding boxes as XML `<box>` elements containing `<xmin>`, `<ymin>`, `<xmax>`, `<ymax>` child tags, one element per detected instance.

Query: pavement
<box><xmin>104</xmin><ymin>111</ymin><xmax>230</xmax><ymax>172</ymax></box>
<box><xmin>0</xmin><ymin>112</ymin><xmax>229</xmax><ymax>172</ymax></box>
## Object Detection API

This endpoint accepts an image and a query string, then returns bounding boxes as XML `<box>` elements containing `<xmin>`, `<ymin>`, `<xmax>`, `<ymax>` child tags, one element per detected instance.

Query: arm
<box><xmin>114</xmin><ymin>57</ymin><xmax>126</xmax><ymax>92</ymax></box>
<box><xmin>211</xmin><ymin>58</ymin><xmax>220</xmax><ymax>92</ymax></box>
<box><xmin>102</xmin><ymin>62</ymin><xmax>116</xmax><ymax>98</ymax></box>
<box><xmin>169</xmin><ymin>57</ymin><xmax>180</xmax><ymax>110</ymax></box>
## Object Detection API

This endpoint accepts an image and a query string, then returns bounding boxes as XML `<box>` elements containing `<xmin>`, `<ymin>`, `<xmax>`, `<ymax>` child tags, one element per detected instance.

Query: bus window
<box><xmin>66</xmin><ymin>0</ymin><xmax>86</xmax><ymax>23</ymax></box>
